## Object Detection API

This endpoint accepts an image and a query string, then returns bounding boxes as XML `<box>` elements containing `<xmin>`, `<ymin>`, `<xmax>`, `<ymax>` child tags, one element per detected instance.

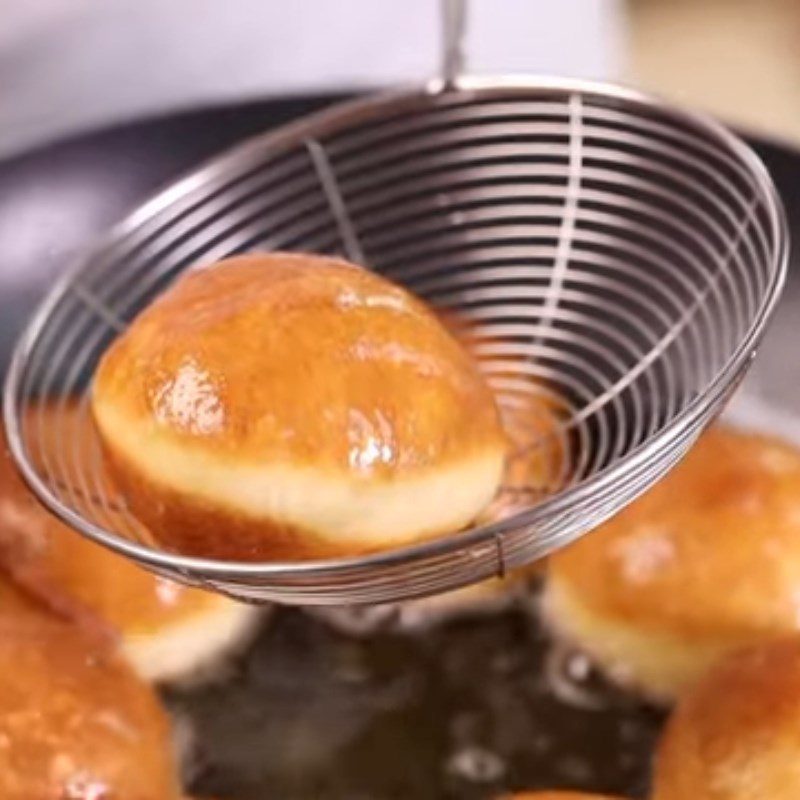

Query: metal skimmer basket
<box><xmin>2</xmin><ymin>8</ymin><xmax>788</xmax><ymax>605</ymax></box>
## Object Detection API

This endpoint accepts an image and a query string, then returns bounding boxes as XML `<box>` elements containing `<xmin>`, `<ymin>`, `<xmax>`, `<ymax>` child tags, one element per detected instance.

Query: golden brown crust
<box><xmin>92</xmin><ymin>252</ymin><xmax>507</xmax><ymax>560</ymax></box>
<box><xmin>451</xmin><ymin>320</ymin><xmax>567</xmax><ymax>502</ymax></box>
<box><xmin>93</xmin><ymin>253</ymin><xmax>504</xmax><ymax>474</ymax></box>
<box><xmin>653</xmin><ymin>638</ymin><xmax>800</xmax><ymax>800</ymax></box>
<box><xmin>0</xmin><ymin>613</ymin><xmax>180</xmax><ymax>800</ymax></box>
<box><xmin>478</xmin><ymin>392</ymin><xmax>567</xmax><ymax>527</ymax></box>
<box><xmin>548</xmin><ymin>426</ymin><xmax>800</xmax><ymax>642</ymax></box>
<box><xmin>0</xmin><ymin>406</ymin><xmax>239</xmax><ymax>636</ymax></box>
<box><xmin>503</xmin><ymin>793</ymin><xmax>624</xmax><ymax>799</ymax></box>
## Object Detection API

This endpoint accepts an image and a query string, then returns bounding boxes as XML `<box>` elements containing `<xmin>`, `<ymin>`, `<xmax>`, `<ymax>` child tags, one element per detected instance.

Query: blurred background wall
<box><xmin>3</xmin><ymin>1</ymin><xmax>799</xmax><ymax>158</ymax></box>
<box><xmin>0</xmin><ymin>0</ymin><xmax>624</xmax><ymax>159</ymax></box>
<box><xmin>627</xmin><ymin>0</ymin><xmax>800</xmax><ymax>144</ymax></box>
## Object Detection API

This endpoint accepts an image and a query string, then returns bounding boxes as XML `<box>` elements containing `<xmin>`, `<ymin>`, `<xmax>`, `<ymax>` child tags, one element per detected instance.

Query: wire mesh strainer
<box><xmin>2</xmin><ymin>5</ymin><xmax>788</xmax><ymax>605</ymax></box>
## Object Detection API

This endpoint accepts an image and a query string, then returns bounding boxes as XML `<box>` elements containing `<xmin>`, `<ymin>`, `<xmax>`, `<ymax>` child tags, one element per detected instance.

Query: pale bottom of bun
<box><xmin>96</xmin><ymin>406</ymin><xmax>505</xmax><ymax>560</ymax></box>
<box><xmin>543</xmin><ymin>578</ymin><xmax>751</xmax><ymax>704</ymax></box>
<box><xmin>122</xmin><ymin>599</ymin><xmax>263</xmax><ymax>686</ymax></box>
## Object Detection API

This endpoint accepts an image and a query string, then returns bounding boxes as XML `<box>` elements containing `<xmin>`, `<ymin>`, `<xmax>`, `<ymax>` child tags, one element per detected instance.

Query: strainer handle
<box><xmin>441</xmin><ymin>0</ymin><xmax>468</xmax><ymax>88</ymax></box>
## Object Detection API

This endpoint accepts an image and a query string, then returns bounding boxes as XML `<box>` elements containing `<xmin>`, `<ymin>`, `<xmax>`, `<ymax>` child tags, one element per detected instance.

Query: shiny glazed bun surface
<box><xmin>545</xmin><ymin>426</ymin><xmax>800</xmax><ymax>700</ymax></box>
<box><xmin>0</xmin><ymin>613</ymin><xmax>180</xmax><ymax>800</ymax></box>
<box><xmin>92</xmin><ymin>253</ymin><xmax>506</xmax><ymax>561</ymax></box>
<box><xmin>653</xmin><ymin>638</ymin><xmax>800</xmax><ymax>800</ymax></box>
<box><xmin>0</xmin><ymin>410</ymin><xmax>260</xmax><ymax>684</ymax></box>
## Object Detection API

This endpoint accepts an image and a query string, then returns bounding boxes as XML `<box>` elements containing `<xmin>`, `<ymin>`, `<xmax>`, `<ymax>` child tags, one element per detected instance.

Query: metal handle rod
<box><xmin>441</xmin><ymin>0</ymin><xmax>468</xmax><ymax>87</ymax></box>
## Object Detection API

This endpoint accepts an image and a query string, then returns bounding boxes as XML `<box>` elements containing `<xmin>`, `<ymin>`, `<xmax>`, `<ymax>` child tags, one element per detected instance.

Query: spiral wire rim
<box><xmin>3</xmin><ymin>76</ymin><xmax>788</xmax><ymax>603</ymax></box>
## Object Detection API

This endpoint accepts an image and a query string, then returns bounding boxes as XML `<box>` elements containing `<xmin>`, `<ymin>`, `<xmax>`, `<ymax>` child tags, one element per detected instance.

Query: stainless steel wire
<box><xmin>2</xmin><ymin>76</ymin><xmax>788</xmax><ymax>605</ymax></box>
